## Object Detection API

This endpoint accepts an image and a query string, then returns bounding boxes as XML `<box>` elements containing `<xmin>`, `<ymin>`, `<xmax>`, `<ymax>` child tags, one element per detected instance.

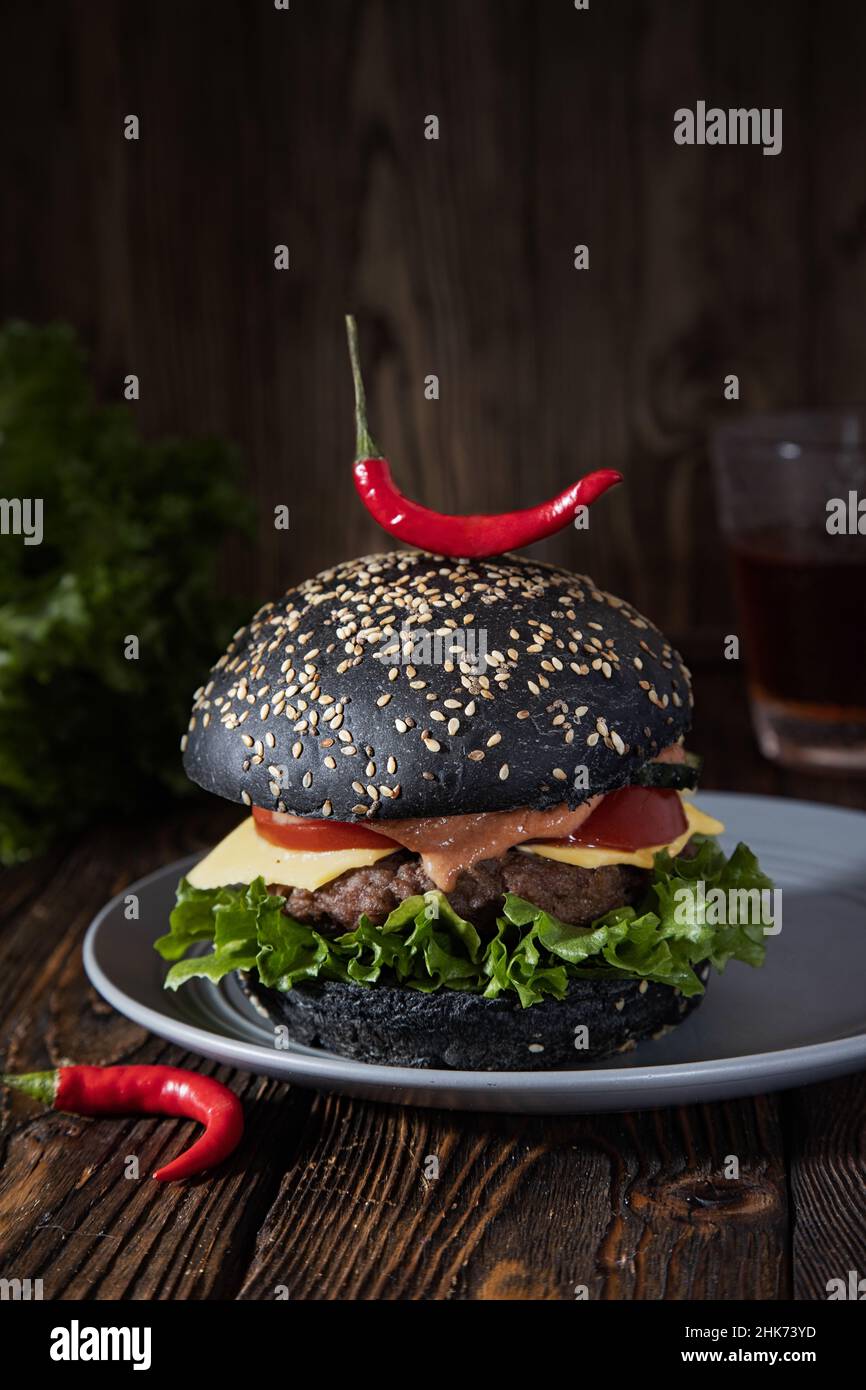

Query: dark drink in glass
<box><xmin>713</xmin><ymin>415</ymin><xmax>866</xmax><ymax>771</ymax></box>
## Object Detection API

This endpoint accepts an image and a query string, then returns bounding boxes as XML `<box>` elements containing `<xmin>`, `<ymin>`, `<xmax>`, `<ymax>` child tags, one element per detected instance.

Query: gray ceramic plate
<box><xmin>83</xmin><ymin>793</ymin><xmax>866</xmax><ymax>1113</ymax></box>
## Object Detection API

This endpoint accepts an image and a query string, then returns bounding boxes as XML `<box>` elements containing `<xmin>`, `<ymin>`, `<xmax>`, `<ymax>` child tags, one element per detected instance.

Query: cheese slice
<box><xmin>518</xmin><ymin>798</ymin><xmax>725</xmax><ymax>871</ymax></box>
<box><xmin>188</xmin><ymin>797</ymin><xmax>725</xmax><ymax>892</ymax></box>
<box><xmin>187</xmin><ymin>817</ymin><xmax>399</xmax><ymax>892</ymax></box>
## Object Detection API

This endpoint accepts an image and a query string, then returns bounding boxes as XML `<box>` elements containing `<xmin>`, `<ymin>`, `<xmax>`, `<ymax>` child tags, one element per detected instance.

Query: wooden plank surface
<box><xmin>236</xmin><ymin>1092</ymin><xmax>789</xmax><ymax>1300</ymax></box>
<box><xmin>2</xmin><ymin>0</ymin><xmax>866</xmax><ymax>628</ymax></box>
<box><xmin>789</xmin><ymin>1075</ymin><xmax>866</xmax><ymax>1302</ymax></box>
<box><xmin>1</xmin><ymin>665</ymin><xmax>863</xmax><ymax>1301</ymax></box>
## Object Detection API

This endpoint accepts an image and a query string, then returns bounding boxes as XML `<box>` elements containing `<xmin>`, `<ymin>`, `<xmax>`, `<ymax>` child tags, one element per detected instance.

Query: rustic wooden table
<box><xmin>1</xmin><ymin>660</ymin><xmax>864</xmax><ymax>1301</ymax></box>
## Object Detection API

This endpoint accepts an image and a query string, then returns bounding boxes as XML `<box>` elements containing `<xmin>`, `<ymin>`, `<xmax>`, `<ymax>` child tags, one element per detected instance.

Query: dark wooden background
<box><xmin>3</xmin><ymin>0</ymin><xmax>866</xmax><ymax>639</ymax></box>
<box><xmin>2</xmin><ymin>0</ymin><xmax>866</xmax><ymax>1304</ymax></box>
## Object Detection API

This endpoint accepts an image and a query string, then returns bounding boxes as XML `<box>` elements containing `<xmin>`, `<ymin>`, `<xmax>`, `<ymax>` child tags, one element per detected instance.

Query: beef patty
<box><xmin>271</xmin><ymin>849</ymin><xmax>649</xmax><ymax>936</ymax></box>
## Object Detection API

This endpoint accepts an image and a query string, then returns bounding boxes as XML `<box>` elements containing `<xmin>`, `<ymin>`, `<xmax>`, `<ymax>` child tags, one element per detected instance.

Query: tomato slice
<box><xmin>252</xmin><ymin>806</ymin><xmax>399</xmax><ymax>852</ymax></box>
<box><xmin>532</xmin><ymin>787</ymin><xmax>688</xmax><ymax>852</ymax></box>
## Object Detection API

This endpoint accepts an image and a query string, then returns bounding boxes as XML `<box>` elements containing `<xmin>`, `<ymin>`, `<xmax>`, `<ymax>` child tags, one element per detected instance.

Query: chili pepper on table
<box><xmin>345</xmin><ymin>314</ymin><xmax>622</xmax><ymax>558</ymax></box>
<box><xmin>1</xmin><ymin>1065</ymin><xmax>244</xmax><ymax>1183</ymax></box>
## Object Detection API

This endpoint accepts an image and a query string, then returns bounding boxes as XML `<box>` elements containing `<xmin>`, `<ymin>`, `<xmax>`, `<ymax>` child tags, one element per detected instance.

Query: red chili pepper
<box><xmin>345</xmin><ymin>315</ymin><xmax>621</xmax><ymax>558</ymax></box>
<box><xmin>1</xmin><ymin>1065</ymin><xmax>244</xmax><ymax>1183</ymax></box>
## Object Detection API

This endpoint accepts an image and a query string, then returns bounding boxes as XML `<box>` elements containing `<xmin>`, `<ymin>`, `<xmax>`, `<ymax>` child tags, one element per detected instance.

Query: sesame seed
<box><xmin>241</xmin><ymin>790</ymin><xmax>252</xmax><ymax>806</ymax></box>
<box><xmin>423</xmin><ymin>736</ymin><xmax>441</xmax><ymax>752</ymax></box>
<box><xmin>468</xmin><ymin>750</ymin><xmax>484</xmax><ymax>761</ymax></box>
<box><xmin>376</xmin><ymin>693</ymin><xmax>392</xmax><ymax>707</ymax></box>
<box><xmin>486</xmin><ymin>732</ymin><xmax>502</xmax><ymax>747</ymax></box>
<box><xmin>552</xmin><ymin>768</ymin><xmax>567</xmax><ymax>780</ymax></box>
<box><xmin>447</xmin><ymin>718</ymin><xmax>460</xmax><ymax>736</ymax></box>
<box><xmin>499</xmin><ymin>763</ymin><xmax>509</xmax><ymax>780</ymax></box>
<box><xmin>322</xmin><ymin>800</ymin><xmax>333</xmax><ymax>816</ymax></box>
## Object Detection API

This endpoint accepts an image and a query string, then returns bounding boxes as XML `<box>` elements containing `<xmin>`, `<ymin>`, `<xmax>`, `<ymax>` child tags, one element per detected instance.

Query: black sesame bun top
<box><xmin>182</xmin><ymin>551</ymin><xmax>693</xmax><ymax>820</ymax></box>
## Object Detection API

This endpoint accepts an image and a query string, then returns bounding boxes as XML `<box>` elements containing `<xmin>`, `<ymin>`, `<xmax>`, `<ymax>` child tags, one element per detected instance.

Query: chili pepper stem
<box><xmin>2</xmin><ymin>1070</ymin><xmax>59</xmax><ymax>1106</ymax></box>
<box><xmin>345</xmin><ymin>314</ymin><xmax>382</xmax><ymax>461</ymax></box>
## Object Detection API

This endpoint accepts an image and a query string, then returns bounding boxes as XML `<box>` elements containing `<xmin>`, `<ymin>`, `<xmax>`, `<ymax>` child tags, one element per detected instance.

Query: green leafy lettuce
<box><xmin>0</xmin><ymin>321</ymin><xmax>253</xmax><ymax>864</ymax></box>
<box><xmin>156</xmin><ymin>837</ymin><xmax>774</xmax><ymax>1009</ymax></box>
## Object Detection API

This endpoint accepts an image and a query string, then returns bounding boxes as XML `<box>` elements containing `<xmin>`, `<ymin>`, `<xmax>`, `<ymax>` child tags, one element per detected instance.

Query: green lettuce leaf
<box><xmin>155</xmin><ymin>838</ymin><xmax>774</xmax><ymax>1008</ymax></box>
<box><xmin>0</xmin><ymin>322</ymin><xmax>254</xmax><ymax>866</ymax></box>
<box><xmin>158</xmin><ymin>877</ymin><xmax>272</xmax><ymax>988</ymax></box>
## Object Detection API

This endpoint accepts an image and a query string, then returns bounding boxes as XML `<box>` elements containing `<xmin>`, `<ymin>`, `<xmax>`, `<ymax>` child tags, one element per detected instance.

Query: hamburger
<box><xmin>156</xmin><ymin>549</ymin><xmax>773</xmax><ymax>1069</ymax></box>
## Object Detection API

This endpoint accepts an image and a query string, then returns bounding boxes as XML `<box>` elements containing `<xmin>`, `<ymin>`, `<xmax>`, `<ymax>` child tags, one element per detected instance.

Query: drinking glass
<box><xmin>712</xmin><ymin>411</ymin><xmax>866</xmax><ymax>772</ymax></box>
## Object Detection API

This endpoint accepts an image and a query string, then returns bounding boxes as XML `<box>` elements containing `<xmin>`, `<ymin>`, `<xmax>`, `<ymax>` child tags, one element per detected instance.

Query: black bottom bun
<box><xmin>239</xmin><ymin>968</ymin><xmax>709</xmax><ymax>1071</ymax></box>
